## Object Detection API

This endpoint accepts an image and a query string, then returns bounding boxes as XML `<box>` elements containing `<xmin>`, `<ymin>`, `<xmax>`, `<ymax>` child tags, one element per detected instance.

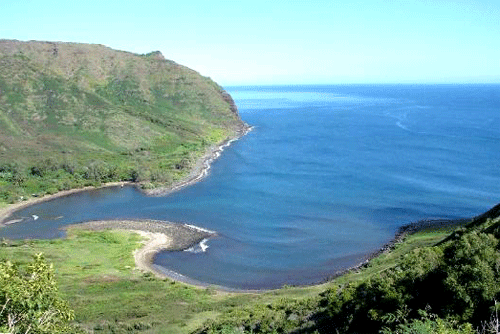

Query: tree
<box><xmin>0</xmin><ymin>253</ymin><xmax>75</xmax><ymax>333</ymax></box>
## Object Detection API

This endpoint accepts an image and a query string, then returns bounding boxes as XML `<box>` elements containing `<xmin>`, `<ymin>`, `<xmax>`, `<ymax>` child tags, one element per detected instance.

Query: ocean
<box><xmin>2</xmin><ymin>84</ymin><xmax>499</xmax><ymax>289</ymax></box>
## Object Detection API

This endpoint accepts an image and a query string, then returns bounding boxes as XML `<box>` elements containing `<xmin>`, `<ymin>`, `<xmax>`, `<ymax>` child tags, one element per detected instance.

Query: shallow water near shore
<box><xmin>1</xmin><ymin>84</ymin><xmax>499</xmax><ymax>289</ymax></box>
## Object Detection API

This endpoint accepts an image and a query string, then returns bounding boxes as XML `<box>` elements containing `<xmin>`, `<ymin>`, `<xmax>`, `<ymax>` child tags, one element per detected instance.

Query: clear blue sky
<box><xmin>2</xmin><ymin>0</ymin><xmax>499</xmax><ymax>85</ymax></box>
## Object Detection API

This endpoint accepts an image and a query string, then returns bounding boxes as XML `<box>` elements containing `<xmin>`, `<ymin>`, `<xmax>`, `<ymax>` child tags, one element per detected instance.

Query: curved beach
<box><xmin>66</xmin><ymin>219</ymin><xmax>215</xmax><ymax>279</ymax></box>
<box><xmin>67</xmin><ymin>219</ymin><xmax>215</xmax><ymax>251</ymax></box>
<box><xmin>66</xmin><ymin>216</ymin><xmax>475</xmax><ymax>293</ymax></box>
<box><xmin>66</xmin><ymin>219</ymin><xmax>281</xmax><ymax>292</ymax></box>
<box><xmin>1</xmin><ymin>100</ymin><xmax>494</xmax><ymax>291</ymax></box>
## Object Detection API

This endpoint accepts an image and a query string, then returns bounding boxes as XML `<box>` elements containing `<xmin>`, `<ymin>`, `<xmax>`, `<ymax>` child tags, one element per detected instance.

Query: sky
<box><xmin>1</xmin><ymin>0</ymin><xmax>499</xmax><ymax>85</ymax></box>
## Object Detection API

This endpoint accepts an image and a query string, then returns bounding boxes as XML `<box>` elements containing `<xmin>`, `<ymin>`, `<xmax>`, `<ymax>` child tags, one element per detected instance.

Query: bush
<box><xmin>0</xmin><ymin>253</ymin><xmax>75</xmax><ymax>333</ymax></box>
<box><xmin>381</xmin><ymin>310</ymin><xmax>475</xmax><ymax>334</ymax></box>
<box><xmin>316</xmin><ymin>228</ymin><xmax>500</xmax><ymax>333</ymax></box>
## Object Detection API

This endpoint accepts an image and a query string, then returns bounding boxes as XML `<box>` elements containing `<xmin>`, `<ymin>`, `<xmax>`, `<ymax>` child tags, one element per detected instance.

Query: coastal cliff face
<box><xmin>220</xmin><ymin>89</ymin><xmax>239</xmax><ymax>115</ymax></box>
<box><xmin>0</xmin><ymin>40</ymin><xmax>246</xmax><ymax>203</ymax></box>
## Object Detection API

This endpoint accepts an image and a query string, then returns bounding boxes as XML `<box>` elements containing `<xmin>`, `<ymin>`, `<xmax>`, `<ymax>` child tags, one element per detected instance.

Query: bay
<box><xmin>1</xmin><ymin>84</ymin><xmax>499</xmax><ymax>289</ymax></box>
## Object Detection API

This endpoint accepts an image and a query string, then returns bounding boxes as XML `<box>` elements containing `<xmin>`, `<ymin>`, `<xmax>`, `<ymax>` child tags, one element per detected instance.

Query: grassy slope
<box><xmin>0</xmin><ymin>219</ymin><xmax>457</xmax><ymax>334</ymax></box>
<box><xmin>0</xmin><ymin>40</ymin><xmax>245</xmax><ymax>204</ymax></box>
<box><xmin>1</xmin><ymin>205</ymin><xmax>497</xmax><ymax>334</ymax></box>
<box><xmin>2</xmin><ymin>39</ymin><xmax>499</xmax><ymax>334</ymax></box>
<box><xmin>0</xmin><ymin>228</ymin><xmax>324</xmax><ymax>334</ymax></box>
<box><xmin>194</xmin><ymin>205</ymin><xmax>500</xmax><ymax>334</ymax></box>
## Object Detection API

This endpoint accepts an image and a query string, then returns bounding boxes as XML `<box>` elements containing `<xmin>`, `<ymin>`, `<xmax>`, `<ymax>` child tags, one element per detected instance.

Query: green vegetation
<box><xmin>2</xmin><ymin>40</ymin><xmax>500</xmax><ymax>334</ymax></box>
<box><xmin>0</xmin><ymin>228</ymin><xmax>323</xmax><ymax>333</ymax></box>
<box><xmin>0</xmin><ymin>40</ymin><xmax>246</xmax><ymax>204</ymax></box>
<box><xmin>196</xmin><ymin>205</ymin><xmax>500</xmax><ymax>334</ymax></box>
<box><xmin>1</xmin><ymin>205</ymin><xmax>499</xmax><ymax>333</ymax></box>
<box><xmin>0</xmin><ymin>253</ymin><xmax>77</xmax><ymax>333</ymax></box>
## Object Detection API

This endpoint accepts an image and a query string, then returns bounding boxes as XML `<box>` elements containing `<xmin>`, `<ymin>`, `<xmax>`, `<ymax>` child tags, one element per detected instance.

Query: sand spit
<box><xmin>66</xmin><ymin>220</ymin><xmax>215</xmax><ymax>279</ymax></box>
<box><xmin>67</xmin><ymin>219</ymin><xmax>215</xmax><ymax>251</ymax></box>
<box><xmin>66</xmin><ymin>219</ymin><xmax>268</xmax><ymax>293</ymax></box>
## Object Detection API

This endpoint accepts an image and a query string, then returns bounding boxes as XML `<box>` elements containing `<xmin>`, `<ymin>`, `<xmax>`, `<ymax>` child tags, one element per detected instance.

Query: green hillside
<box><xmin>0</xmin><ymin>40</ymin><xmax>246</xmax><ymax>203</ymax></box>
<box><xmin>197</xmin><ymin>204</ymin><xmax>500</xmax><ymax>334</ymax></box>
<box><xmin>2</xmin><ymin>40</ymin><xmax>500</xmax><ymax>334</ymax></box>
<box><xmin>1</xmin><ymin>203</ymin><xmax>498</xmax><ymax>333</ymax></box>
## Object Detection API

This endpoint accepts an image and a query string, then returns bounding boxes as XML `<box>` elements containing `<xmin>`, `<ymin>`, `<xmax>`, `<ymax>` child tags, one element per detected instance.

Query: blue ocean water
<box><xmin>2</xmin><ymin>85</ymin><xmax>499</xmax><ymax>289</ymax></box>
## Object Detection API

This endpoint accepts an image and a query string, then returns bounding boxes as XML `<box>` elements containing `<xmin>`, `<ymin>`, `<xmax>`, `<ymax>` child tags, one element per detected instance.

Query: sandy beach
<box><xmin>0</xmin><ymin>126</ymin><xmax>254</xmax><ymax>291</ymax></box>
<box><xmin>133</xmin><ymin>230</ymin><xmax>172</xmax><ymax>274</ymax></box>
<box><xmin>67</xmin><ymin>219</ymin><xmax>269</xmax><ymax>292</ymax></box>
<box><xmin>67</xmin><ymin>219</ymin><xmax>216</xmax><ymax>279</ymax></box>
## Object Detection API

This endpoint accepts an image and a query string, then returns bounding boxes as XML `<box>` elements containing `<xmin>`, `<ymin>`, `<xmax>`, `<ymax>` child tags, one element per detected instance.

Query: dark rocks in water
<box><xmin>466</xmin><ymin>202</ymin><xmax>500</xmax><ymax>228</ymax></box>
<box><xmin>397</xmin><ymin>218</ymin><xmax>469</xmax><ymax>236</ymax></box>
<box><xmin>65</xmin><ymin>219</ymin><xmax>215</xmax><ymax>251</ymax></box>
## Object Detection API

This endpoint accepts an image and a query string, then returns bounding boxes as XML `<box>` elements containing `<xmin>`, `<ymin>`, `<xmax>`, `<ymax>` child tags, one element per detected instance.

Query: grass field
<box><xmin>0</xmin><ymin>225</ymin><xmax>451</xmax><ymax>333</ymax></box>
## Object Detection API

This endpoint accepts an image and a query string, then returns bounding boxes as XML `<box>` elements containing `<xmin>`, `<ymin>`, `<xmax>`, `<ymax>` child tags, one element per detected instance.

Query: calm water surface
<box><xmin>2</xmin><ymin>85</ymin><xmax>499</xmax><ymax>289</ymax></box>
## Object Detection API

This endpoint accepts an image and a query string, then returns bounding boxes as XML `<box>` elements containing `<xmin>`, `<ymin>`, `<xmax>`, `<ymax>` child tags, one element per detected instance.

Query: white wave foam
<box><xmin>184</xmin><ymin>238</ymin><xmax>209</xmax><ymax>253</ymax></box>
<box><xmin>199</xmin><ymin>238</ymin><xmax>209</xmax><ymax>252</ymax></box>
<box><xmin>184</xmin><ymin>223</ymin><xmax>215</xmax><ymax>234</ymax></box>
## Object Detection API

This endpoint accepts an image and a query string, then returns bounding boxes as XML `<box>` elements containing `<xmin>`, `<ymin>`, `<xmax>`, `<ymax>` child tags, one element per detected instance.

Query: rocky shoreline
<box><xmin>144</xmin><ymin>125</ymin><xmax>252</xmax><ymax>196</ymax></box>
<box><xmin>0</xmin><ymin>124</ymin><xmax>260</xmax><ymax>292</ymax></box>
<box><xmin>37</xmin><ymin>215</ymin><xmax>480</xmax><ymax>293</ymax></box>
<box><xmin>324</xmin><ymin>216</ymin><xmax>472</xmax><ymax>282</ymax></box>
<box><xmin>66</xmin><ymin>219</ymin><xmax>265</xmax><ymax>292</ymax></box>
<box><xmin>2</xmin><ymin>121</ymin><xmax>492</xmax><ymax>292</ymax></box>
<box><xmin>66</xmin><ymin>219</ymin><xmax>219</xmax><ymax>283</ymax></box>
<box><xmin>67</xmin><ymin>219</ymin><xmax>215</xmax><ymax>251</ymax></box>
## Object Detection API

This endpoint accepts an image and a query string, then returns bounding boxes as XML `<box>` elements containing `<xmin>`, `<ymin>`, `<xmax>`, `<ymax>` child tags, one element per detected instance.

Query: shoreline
<box><xmin>67</xmin><ymin>219</ymin><xmax>216</xmax><ymax>251</ymax></box>
<box><xmin>1</xmin><ymin>209</ymin><xmax>482</xmax><ymax>293</ymax></box>
<box><xmin>144</xmin><ymin>125</ymin><xmax>253</xmax><ymax>196</ymax></box>
<box><xmin>1</xmin><ymin>120</ymin><xmax>491</xmax><ymax>292</ymax></box>
<box><xmin>0</xmin><ymin>181</ymin><xmax>132</xmax><ymax>225</ymax></box>
<box><xmin>0</xmin><ymin>125</ymin><xmax>252</xmax><ymax>226</ymax></box>
<box><xmin>67</xmin><ymin>217</ymin><xmax>471</xmax><ymax>294</ymax></box>
<box><xmin>323</xmin><ymin>217</ymin><xmax>472</xmax><ymax>282</ymax></box>
<box><xmin>66</xmin><ymin>219</ymin><xmax>271</xmax><ymax>293</ymax></box>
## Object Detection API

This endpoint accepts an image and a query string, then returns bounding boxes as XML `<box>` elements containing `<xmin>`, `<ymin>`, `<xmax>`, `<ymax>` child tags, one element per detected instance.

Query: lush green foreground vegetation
<box><xmin>0</xmin><ymin>228</ymin><xmax>323</xmax><ymax>333</ymax></box>
<box><xmin>0</xmin><ymin>40</ymin><xmax>245</xmax><ymax>204</ymax></box>
<box><xmin>1</xmin><ymin>204</ymin><xmax>499</xmax><ymax>333</ymax></box>
<box><xmin>2</xmin><ymin>39</ymin><xmax>500</xmax><ymax>333</ymax></box>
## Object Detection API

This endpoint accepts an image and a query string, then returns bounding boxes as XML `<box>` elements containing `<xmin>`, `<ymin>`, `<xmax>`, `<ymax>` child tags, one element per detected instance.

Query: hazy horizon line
<box><xmin>223</xmin><ymin>82</ymin><xmax>500</xmax><ymax>88</ymax></box>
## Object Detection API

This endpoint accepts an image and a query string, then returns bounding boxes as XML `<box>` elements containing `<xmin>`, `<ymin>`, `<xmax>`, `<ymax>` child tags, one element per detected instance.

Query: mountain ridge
<box><xmin>0</xmin><ymin>39</ymin><xmax>247</xmax><ymax>203</ymax></box>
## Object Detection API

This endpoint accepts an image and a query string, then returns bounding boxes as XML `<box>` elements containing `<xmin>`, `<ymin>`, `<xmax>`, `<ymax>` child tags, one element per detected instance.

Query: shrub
<box><xmin>0</xmin><ymin>253</ymin><xmax>75</xmax><ymax>333</ymax></box>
